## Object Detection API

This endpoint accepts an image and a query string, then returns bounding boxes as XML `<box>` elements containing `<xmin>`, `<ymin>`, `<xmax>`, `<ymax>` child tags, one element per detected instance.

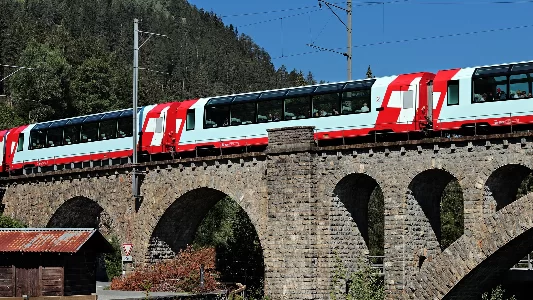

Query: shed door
<box><xmin>15</xmin><ymin>267</ymin><xmax>39</xmax><ymax>297</ymax></box>
<box><xmin>0</xmin><ymin>266</ymin><xmax>14</xmax><ymax>297</ymax></box>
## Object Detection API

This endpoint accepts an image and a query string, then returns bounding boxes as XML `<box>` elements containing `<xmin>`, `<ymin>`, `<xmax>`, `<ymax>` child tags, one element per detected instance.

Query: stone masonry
<box><xmin>2</xmin><ymin>127</ymin><xmax>533</xmax><ymax>299</ymax></box>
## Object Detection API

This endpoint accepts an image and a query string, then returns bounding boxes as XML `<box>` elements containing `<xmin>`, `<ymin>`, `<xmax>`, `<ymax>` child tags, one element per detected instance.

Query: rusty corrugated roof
<box><xmin>0</xmin><ymin>228</ymin><xmax>98</xmax><ymax>253</ymax></box>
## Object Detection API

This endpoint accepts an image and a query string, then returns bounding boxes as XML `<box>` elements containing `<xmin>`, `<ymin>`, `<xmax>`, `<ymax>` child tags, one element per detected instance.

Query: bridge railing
<box><xmin>511</xmin><ymin>253</ymin><xmax>533</xmax><ymax>270</ymax></box>
<box><xmin>368</xmin><ymin>255</ymin><xmax>384</xmax><ymax>276</ymax></box>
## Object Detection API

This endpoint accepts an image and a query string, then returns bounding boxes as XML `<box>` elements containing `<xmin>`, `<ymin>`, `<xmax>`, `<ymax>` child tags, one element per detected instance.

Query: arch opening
<box><xmin>408</xmin><ymin>169</ymin><xmax>464</xmax><ymax>251</ymax></box>
<box><xmin>485</xmin><ymin>164</ymin><xmax>533</xmax><ymax>212</ymax></box>
<box><xmin>334</xmin><ymin>173</ymin><xmax>384</xmax><ymax>256</ymax></box>
<box><xmin>149</xmin><ymin>188</ymin><xmax>265</xmax><ymax>297</ymax></box>
<box><xmin>46</xmin><ymin>196</ymin><xmax>113</xmax><ymax>235</ymax></box>
<box><xmin>47</xmin><ymin>197</ymin><xmax>116</xmax><ymax>281</ymax></box>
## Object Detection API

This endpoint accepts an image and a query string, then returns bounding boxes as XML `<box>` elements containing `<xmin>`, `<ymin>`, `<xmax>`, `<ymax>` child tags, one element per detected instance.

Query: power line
<box><xmin>239</xmin><ymin>9</ymin><xmax>321</xmax><ymax>27</ymax></box>
<box><xmin>219</xmin><ymin>0</ymin><xmax>415</xmax><ymax>18</ymax></box>
<box><xmin>273</xmin><ymin>23</ymin><xmax>533</xmax><ymax>59</ymax></box>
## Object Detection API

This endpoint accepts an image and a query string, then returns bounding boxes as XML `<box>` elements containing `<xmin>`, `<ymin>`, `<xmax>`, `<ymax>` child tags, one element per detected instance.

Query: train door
<box><xmin>0</xmin><ymin>130</ymin><xmax>7</xmax><ymax>172</ymax></box>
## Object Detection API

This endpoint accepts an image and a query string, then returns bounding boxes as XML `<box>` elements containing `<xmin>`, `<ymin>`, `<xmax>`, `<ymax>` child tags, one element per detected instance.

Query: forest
<box><xmin>0</xmin><ymin>0</ymin><xmax>318</xmax><ymax>130</ymax></box>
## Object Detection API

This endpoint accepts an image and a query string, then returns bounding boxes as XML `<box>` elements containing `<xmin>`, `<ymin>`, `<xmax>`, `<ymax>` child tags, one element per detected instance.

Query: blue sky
<box><xmin>187</xmin><ymin>0</ymin><xmax>533</xmax><ymax>83</ymax></box>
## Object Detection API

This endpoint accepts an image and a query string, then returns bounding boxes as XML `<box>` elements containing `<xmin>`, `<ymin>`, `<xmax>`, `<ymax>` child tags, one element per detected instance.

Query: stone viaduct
<box><xmin>1</xmin><ymin>126</ymin><xmax>533</xmax><ymax>299</ymax></box>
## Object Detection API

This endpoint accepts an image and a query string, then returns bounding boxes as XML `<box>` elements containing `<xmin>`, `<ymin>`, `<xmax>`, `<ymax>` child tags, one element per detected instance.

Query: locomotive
<box><xmin>1</xmin><ymin>59</ymin><xmax>532</xmax><ymax>175</ymax></box>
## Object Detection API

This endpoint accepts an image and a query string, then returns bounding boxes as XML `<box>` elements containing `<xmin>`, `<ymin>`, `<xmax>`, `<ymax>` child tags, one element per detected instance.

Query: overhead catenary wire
<box><xmin>273</xmin><ymin>23</ymin><xmax>533</xmax><ymax>59</ymax></box>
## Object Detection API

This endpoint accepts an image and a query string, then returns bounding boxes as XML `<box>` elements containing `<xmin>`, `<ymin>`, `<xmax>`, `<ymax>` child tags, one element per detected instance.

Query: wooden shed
<box><xmin>0</xmin><ymin>228</ymin><xmax>112</xmax><ymax>297</ymax></box>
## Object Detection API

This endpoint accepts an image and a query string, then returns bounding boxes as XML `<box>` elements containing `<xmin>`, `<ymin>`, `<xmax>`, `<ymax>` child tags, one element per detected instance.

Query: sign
<box><xmin>122</xmin><ymin>255</ymin><xmax>133</xmax><ymax>262</ymax></box>
<box><xmin>122</xmin><ymin>243</ymin><xmax>133</xmax><ymax>256</ymax></box>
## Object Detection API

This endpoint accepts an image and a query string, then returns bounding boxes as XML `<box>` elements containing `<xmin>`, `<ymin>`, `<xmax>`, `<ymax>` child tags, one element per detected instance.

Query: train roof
<box><xmin>31</xmin><ymin>107</ymin><xmax>143</xmax><ymax>131</ymax></box>
<box><xmin>205</xmin><ymin>72</ymin><xmax>437</xmax><ymax>106</ymax></box>
<box><xmin>437</xmin><ymin>59</ymin><xmax>533</xmax><ymax>73</ymax></box>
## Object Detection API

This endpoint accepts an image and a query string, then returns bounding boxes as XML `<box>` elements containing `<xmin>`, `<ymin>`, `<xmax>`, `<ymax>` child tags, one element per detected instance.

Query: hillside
<box><xmin>0</xmin><ymin>0</ymin><xmax>317</xmax><ymax>128</ymax></box>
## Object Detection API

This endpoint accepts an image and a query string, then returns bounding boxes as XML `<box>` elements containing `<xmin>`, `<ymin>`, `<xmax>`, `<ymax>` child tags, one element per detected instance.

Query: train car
<box><xmin>2</xmin><ymin>101</ymin><xmax>182</xmax><ymax>174</ymax></box>
<box><xmin>433</xmin><ymin>60</ymin><xmax>533</xmax><ymax>133</ymax></box>
<box><xmin>174</xmin><ymin>72</ymin><xmax>435</xmax><ymax>152</ymax></box>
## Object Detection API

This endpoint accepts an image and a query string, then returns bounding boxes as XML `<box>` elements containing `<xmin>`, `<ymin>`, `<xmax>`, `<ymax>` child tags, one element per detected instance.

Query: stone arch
<box><xmin>408</xmin><ymin>193</ymin><xmax>533</xmax><ymax>300</ymax></box>
<box><xmin>333</xmin><ymin>173</ymin><xmax>384</xmax><ymax>255</ymax></box>
<box><xmin>407</xmin><ymin>168</ymin><xmax>464</xmax><ymax>252</ymax></box>
<box><xmin>46</xmin><ymin>196</ymin><xmax>114</xmax><ymax>235</ymax></box>
<box><xmin>147</xmin><ymin>188</ymin><xmax>229</xmax><ymax>261</ymax></box>
<box><xmin>484</xmin><ymin>164</ymin><xmax>532</xmax><ymax>213</ymax></box>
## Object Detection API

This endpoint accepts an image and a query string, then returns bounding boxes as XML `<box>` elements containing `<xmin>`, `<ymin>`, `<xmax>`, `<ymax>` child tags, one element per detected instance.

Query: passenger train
<box><xmin>1</xmin><ymin>59</ymin><xmax>532</xmax><ymax>175</ymax></box>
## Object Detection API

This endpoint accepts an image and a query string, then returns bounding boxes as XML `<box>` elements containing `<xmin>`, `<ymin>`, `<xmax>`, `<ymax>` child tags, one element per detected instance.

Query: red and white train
<box><xmin>1</xmin><ymin>59</ymin><xmax>532</xmax><ymax>175</ymax></box>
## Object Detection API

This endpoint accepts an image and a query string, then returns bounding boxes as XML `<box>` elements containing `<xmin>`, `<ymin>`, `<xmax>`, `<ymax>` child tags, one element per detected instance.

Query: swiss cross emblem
<box><xmin>122</xmin><ymin>243</ymin><xmax>133</xmax><ymax>256</ymax></box>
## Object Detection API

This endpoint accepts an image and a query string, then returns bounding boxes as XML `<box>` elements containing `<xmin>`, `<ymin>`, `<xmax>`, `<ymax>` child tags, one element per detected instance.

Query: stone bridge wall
<box><xmin>2</xmin><ymin>128</ymin><xmax>533</xmax><ymax>299</ymax></box>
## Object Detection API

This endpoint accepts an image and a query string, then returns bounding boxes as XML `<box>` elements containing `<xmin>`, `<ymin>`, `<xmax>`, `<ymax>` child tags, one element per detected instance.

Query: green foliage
<box><xmin>481</xmin><ymin>285</ymin><xmax>516</xmax><ymax>300</ymax></box>
<box><xmin>330</xmin><ymin>253</ymin><xmax>384</xmax><ymax>300</ymax></box>
<box><xmin>11</xmin><ymin>42</ymin><xmax>72</xmax><ymax>123</ymax></box>
<box><xmin>0</xmin><ymin>215</ymin><xmax>26</xmax><ymax>228</ymax></box>
<box><xmin>440</xmin><ymin>180</ymin><xmax>464</xmax><ymax>249</ymax></box>
<box><xmin>104</xmin><ymin>235</ymin><xmax>123</xmax><ymax>281</ymax></box>
<box><xmin>368</xmin><ymin>186</ymin><xmax>384</xmax><ymax>256</ymax></box>
<box><xmin>193</xmin><ymin>197</ymin><xmax>264</xmax><ymax>298</ymax></box>
<box><xmin>366</xmin><ymin>65</ymin><xmax>375</xmax><ymax>78</ymax></box>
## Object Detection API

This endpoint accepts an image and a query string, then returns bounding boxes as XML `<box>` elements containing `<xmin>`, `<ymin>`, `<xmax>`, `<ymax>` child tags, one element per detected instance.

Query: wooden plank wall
<box><xmin>41</xmin><ymin>267</ymin><xmax>63</xmax><ymax>296</ymax></box>
<box><xmin>0</xmin><ymin>267</ymin><xmax>14</xmax><ymax>297</ymax></box>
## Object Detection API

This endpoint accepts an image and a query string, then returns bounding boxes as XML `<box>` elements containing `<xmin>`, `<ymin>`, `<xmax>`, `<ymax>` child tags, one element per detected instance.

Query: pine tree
<box><xmin>366</xmin><ymin>65</ymin><xmax>375</xmax><ymax>78</ymax></box>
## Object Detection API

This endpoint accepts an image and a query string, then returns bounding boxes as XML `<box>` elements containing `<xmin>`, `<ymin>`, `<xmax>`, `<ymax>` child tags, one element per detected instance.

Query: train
<box><xmin>1</xmin><ymin>59</ymin><xmax>532</xmax><ymax>175</ymax></box>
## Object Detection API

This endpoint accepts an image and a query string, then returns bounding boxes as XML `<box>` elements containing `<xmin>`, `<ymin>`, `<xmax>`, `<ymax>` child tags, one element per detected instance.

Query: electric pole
<box><xmin>132</xmin><ymin>18</ymin><xmax>139</xmax><ymax>201</ymax></box>
<box><xmin>131</xmin><ymin>18</ymin><xmax>169</xmax><ymax>202</ymax></box>
<box><xmin>347</xmin><ymin>0</ymin><xmax>352</xmax><ymax>80</ymax></box>
<box><xmin>309</xmin><ymin>0</ymin><xmax>353</xmax><ymax>81</ymax></box>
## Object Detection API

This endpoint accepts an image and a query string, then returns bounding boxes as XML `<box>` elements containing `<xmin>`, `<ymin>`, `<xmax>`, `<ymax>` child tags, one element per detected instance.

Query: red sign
<box><xmin>122</xmin><ymin>243</ymin><xmax>133</xmax><ymax>256</ymax></box>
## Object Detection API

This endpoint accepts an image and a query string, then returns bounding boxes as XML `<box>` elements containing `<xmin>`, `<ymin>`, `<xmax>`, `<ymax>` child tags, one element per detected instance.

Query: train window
<box><xmin>17</xmin><ymin>134</ymin><xmax>24</xmax><ymax>152</ymax></box>
<box><xmin>509</xmin><ymin>74</ymin><xmax>530</xmax><ymax>98</ymax></box>
<box><xmin>117</xmin><ymin>117</ymin><xmax>133</xmax><ymax>138</ymax></box>
<box><xmin>186</xmin><ymin>109</ymin><xmax>195</xmax><ymax>130</ymax></box>
<box><xmin>231</xmin><ymin>102</ymin><xmax>256</xmax><ymax>125</ymax></box>
<box><xmin>312</xmin><ymin>93</ymin><xmax>340</xmax><ymax>117</ymax></box>
<box><xmin>284</xmin><ymin>97</ymin><xmax>310</xmax><ymax>120</ymax></box>
<box><xmin>447</xmin><ymin>81</ymin><xmax>459</xmax><ymax>106</ymax></box>
<box><xmin>81</xmin><ymin>122</ymin><xmax>99</xmax><ymax>142</ymax></box>
<box><xmin>47</xmin><ymin>127</ymin><xmax>63</xmax><ymax>147</ymax></box>
<box><xmin>64</xmin><ymin>125</ymin><xmax>80</xmax><ymax>145</ymax></box>
<box><xmin>30</xmin><ymin>130</ymin><xmax>46</xmax><ymax>149</ymax></box>
<box><xmin>342</xmin><ymin>89</ymin><xmax>371</xmax><ymax>114</ymax></box>
<box><xmin>257</xmin><ymin>99</ymin><xmax>282</xmax><ymax>122</ymax></box>
<box><xmin>205</xmin><ymin>105</ymin><xmax>229</xmax><ymax>128</ymax></box>
<box><xmin>472</xmin><ymin>76</ymin><xmax>507</xmax><ymax>103</ymax></box>
<box><xmin>155</xmin><ymin>118</ymin><xmax>163</xmax><ymax>133</ymax></box>
<box><xmin>403</xmin><ymin>90</ymin><xmax>414</xmax><ymax>109</ymax></box>
<box><xmin>100</xmin><ymin>119</ymin><xmax>117</xmax><ymax>140</ymax></box>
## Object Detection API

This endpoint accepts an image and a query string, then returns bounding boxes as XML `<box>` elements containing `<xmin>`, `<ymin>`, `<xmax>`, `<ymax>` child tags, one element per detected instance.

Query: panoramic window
<box><xmin>99</xmin><ymin>119</ymin><xmax>117</xmax><ymax>140</ymax></box>
<box><xmin>64</xmin><ymin>125</ymin><xmax>80</xmax><ymax>145</ymax></box>
<box><xmin>284</xmin><ymin>97</ymin><xmax>310</xmax><ymax>120</ymax></box>
<box><xmin>30</xmin><ymin>130</ymin><xmax>46</xmax><ymax>149</ymax></box>
<box><xmin>257</xmin><ymin>99</ymin><xmax>282</xmax><ymax>122</ymax></box>
<box><xmin>342</xmin><ymin>89</ymin><xmax>371</xmax><ymax>114</ymax></box>
<box><xmin>81</xmin><ymin>122</ymin><xmax>99</xmax><ymax>142</ymax></box>
<box><xmin>509</xmin><ymin>73</ymin><xmax>531</xmax><ymax>99</ymax></box>
<box><xmin>472</xmin><ymin>76</ymin><xmax>508</xmax><ymax>103</ymax></box>
<box><xmin>231</xmin><ymin>102</ymin><xmax>256</xmax><ymax>125</ymax></box>
<box><xmin>117</xmin><ymin>117</ymin><xmax>133</xmax><ymax>138</ymax></box>
<box><xmin>205</xmin><ymin>105</ymin><xmax>230</xmax><ymax>128</ymax></box>
<box><xmin>312</xmin><ymin>93</ymin><xmax>341</xmax><ymax>117</ymax></box>
<box><xmin>447</xmin><ymin>81</ymin><xmax>459</xmax><ymax>105</ymax></box>
<box><xmin>47</xmin><ymin>127</ymin><xmax>63</xmax><ymax>147</ymax></box>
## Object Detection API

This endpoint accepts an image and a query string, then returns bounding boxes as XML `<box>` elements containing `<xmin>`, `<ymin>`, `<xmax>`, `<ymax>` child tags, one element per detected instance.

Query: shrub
<box><xmin>104</xmin><ymin>235</ymin><xmax>122</xmax><ymax>280</ymax></box>
<box><xmin>110</xmin><ymin>245</ymin><xmax>219</xmax><ymax>293</ymax></box>
<box><xmin>0</xmin><ymin>215</ymin><xmax>26</xmax><ymax>228</ymax></box>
